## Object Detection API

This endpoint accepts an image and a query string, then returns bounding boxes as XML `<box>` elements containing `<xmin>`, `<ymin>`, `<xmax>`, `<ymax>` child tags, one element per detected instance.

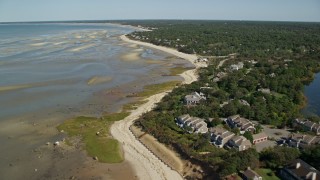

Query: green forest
<box><xmin>124</xmin><ymin>20</ymin><xmax>320</xmax><ymax>58</ymax></box>
<box><xmin>119</xmin><ymin>20</ymin><xmax>320</xmax><ymax>178</ymax></box>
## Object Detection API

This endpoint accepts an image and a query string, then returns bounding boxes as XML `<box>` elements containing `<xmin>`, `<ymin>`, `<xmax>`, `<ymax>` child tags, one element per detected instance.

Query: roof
<box><xmin>303</xmin><ymin>135</ymin><xmax>316</xmax><ymax>144</ymax></box>
<box><xmin>234</xmin><ymin>117</ymin><xmax>246</xmax><ymax>124</ymax></box>
<box><xmin>185</xmin><ymin>117</ymin><xmax>200</xmax><ymax>125</ymax></box>
<box><xmin>210</xmin><ymin>127</ymin><xmax>228</xmax><ymax>135</ymax></box>
<box><xmin>243</xmin><ymin>168</ymin><xmax>261</xmax><ymax>179</ymax></box>
<box><xmin>178</xmin><ymin>114</ymin><xmax>190</xmax><ymax>121</ymax></box>
<box><xmin>242</xmin><ymin>123</ymin><xmax>255</xmax><ymax>131</ymax></box>
<box><xmin>177</xmin><ymin>114</ymin><xmax>207</xmax><ymax>133</ymax></box>
<box><xmin>221</xmin><ymin>131</ymin><xmax>235</xmax><ymax>139</ymax></box>
<box><xmin>210</xmin><ymin>127</ymin><xmax>235</xmax><ymax>139</ymax></box>
<box><xmin>290</xmin><ymin>133</ymin><xmax>305</xmax><ymax>141</ymax></box>
<box><xmin>230</xmin><ymin>136</ymin><xmax>251</xmax><ymax>147</ymax></box>
<box><xmin>304</xmin><ymin>121</ymin><xmax>316</xmax><ymax>129</ymax></box>
<box><xmin>231</xmin><ymin>136</ymin><xmax>243</xmax><ymax>143</ymax></box>
<box><xmin>185</xmin><ymin>95</ymin><xmax>201</xmax><ymax>102</ymax></box>
<box><xmin>312</xmin><ymin>136</ymin><xmax>320</xmax><ymax>144</ymax></box>
<box><xmin>253</xmin><ymin>132</ymin><xmax>268</xmax><ymax>140</ymax></box>
<box><xmin>228</xmin><ymin>115</ymin><xmax>240</xmax><ymax>121</ymax></box>
<box><xmin>290</xmin><ymin>133</ymin><xmax>320</xmax><ymax>145</ymax></box>
<box><xmin>284</xmin><ymin>159</ymin><xmax>320</xmax><ymax>180</ymax></box>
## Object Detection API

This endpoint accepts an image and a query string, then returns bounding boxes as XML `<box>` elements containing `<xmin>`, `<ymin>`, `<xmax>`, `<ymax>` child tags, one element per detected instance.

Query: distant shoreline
<box><xmin>1</xmin><ymin>19</ymin><xmax>320</xmax><ymax>24</ymax></box>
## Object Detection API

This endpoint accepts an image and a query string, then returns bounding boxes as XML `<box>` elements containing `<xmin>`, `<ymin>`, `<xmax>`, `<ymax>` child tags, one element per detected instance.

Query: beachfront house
<box><xmin>184</xmin><ymin>92</ymin><xmax>206</xmax><ymax>105</ymax></box>
<box><xmin>226</xmin><ymin>115</ymin><xmax>256</xmax><ymax>134</ymax></box>
<box><xmin>227</xmin><ymin>135</ymin><xmax>252</xmax><ymax>151</ymax></box>
<box><xmin>287</xmin><ymin>133</ymin><xmax>320</xmax><ymax>149</ymax></box>
<box><xmin>293</xmin><ymin>119</ymin><xmax>320</xmax><ymax>135</ymax></box>
<box><xmin>280</xmin><ymin>159</ymin><xmax>320</xmax><ymax>180</ymax></box>
<box><xmin>210</xmin><ymin>127</ymin><xmax>235</xmax><ymax>148</ymax></box>
<box><xmin>176</xmin><ymin>114</ymin><xmax>208</xmax><ymax>134</ymax></box>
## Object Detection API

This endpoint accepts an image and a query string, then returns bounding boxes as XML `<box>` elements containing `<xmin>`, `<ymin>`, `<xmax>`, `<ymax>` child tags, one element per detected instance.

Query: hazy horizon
<box><xmin>1</xmin><ymin>19</ymin><xmax>320</xmax><ymax>24</ymax></box>
<box><xmin>0</xmin><ymin>0</ymin><xmax>319</xmax><ymax>23</ymax></box>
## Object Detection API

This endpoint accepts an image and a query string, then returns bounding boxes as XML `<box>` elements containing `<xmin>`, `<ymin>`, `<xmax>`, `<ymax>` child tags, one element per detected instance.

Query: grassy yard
<box><xmin>57</xmin><ymin>113</ymin><xmax>129</xmax><ymax>163</ymax></box>
<box><xmin>256</xmin><ymin>168</ymin><xmax>280</xmax><ymax>180</ymax></box>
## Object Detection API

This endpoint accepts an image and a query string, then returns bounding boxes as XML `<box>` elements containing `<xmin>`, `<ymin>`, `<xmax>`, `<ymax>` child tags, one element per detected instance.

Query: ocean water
<box><xmin>0</xmin><ymin>23</ymin><xmax>190</xmax><ymax>179</ymax></box>
<box><xmin>0</xmin><ymin>23</ymin><xmax>185</xmax><ymax>119</ymax></box>
<box><xmin>302</xmin><ymin>73</ymin><xmax>320</xmax><ymax>116</ymax></box>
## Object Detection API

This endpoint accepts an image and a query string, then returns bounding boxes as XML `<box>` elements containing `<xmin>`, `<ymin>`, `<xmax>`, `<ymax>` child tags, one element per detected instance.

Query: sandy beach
<box><xmin>110</xmin><ymin>35</ymin><xmax>204</xmax><ymax>179</ymax></box>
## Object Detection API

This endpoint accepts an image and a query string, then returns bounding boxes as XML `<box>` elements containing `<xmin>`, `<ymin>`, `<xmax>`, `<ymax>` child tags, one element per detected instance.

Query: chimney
<box><xmin>296</xmin><ymin>162</ymin><xmax>301</xmax><ymax>169</ymax></box>
<box><xmin>312</xmin><ymin>172</ymin><xmax>316</xmax><ymax>180</ymax></box>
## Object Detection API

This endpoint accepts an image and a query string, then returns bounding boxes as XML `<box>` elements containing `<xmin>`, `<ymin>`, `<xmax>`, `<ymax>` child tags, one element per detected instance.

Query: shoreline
<box><xmin>110</xmin><ymin>34</ymin><xmax>203</xmax><ymax>179</ymax></box>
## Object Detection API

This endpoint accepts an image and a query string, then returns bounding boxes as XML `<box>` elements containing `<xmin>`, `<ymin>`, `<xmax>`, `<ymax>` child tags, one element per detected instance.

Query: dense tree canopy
<box><xmin>122</xmin><ymin>20</ymin><xmax>320</xmax><ymax>177</ymax></box>
<box><xmin>125</xmin><ymin>20</ymin><xmax>320</xmax><ymax>59</ymax></box>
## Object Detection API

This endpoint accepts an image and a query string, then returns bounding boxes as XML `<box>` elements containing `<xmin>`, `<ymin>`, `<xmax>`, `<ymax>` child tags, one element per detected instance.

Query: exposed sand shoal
<box><xmin>132</xmin><ymin>48</ymin><xmax>144</xmax><ymax>52</ymax></box>
<box><xmin>0</xmin><ymin>84</ymin><xmax>33</xmax><ymax>92</ymax></box>
<box><xmin>111</xmin><ymin>35</ymin><xmax>204</xmax><ymax>180</ymax></box>
<box><xmin>87</xmin><ymin>76</ymin><xmax>112</xmax><ymax>86</ymax></box>
<box><xmin>68</xmin><ymin>44</ymin><xmax>95</xmax><ymax>52</ymax></box>
<box><xmin>145</xmin><ymin>60</ymin><xmax>163</xmax><ymax>64</ymax></box>
<box><xmin>120</xmin><ymin>52</ymin><xmax>141</xmax><ymax>61</ymax></box>
<box><xmin>53</xmin><ymin>41</ymin><xmax>66</xmax><ymax>45</ymax></box>
<box><xmin>30</xmin><ymin>42</ymin><xmax>48</xmax><ymax>46</ymax></box>
<box><xmin>0</xmin><ymin>79</ymin><xmax>79</xmax><ymax>93</ymax></box>
<box><xmin>127</xmin><ymin>44</ymin><xmax>139</xmax><ymax>48</ymax></box>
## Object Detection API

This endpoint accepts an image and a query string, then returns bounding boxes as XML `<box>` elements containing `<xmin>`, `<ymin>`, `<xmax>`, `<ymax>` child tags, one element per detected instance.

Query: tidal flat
<box><xmin>0</xmin><ymin>23</ymin><xmax>193</xmax><ymax>179</ymax></box>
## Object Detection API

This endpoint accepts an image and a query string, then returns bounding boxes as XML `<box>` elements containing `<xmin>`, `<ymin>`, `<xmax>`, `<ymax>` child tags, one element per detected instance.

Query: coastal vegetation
<box><xmin>57</xmin><ymin>113</ymin><xmax>129</xmax><ymax>163</ymax></box>
<box><xmin>121</xmin><ymin>20</ymin><xmax>320</xmax><ymax>178</ymax></box>
<box><xmin>124</xmin><ymin>20</ymin><xmax>320</xmax><ymax>59</ymax></box>
<box><xmin>169</xmin><ymin>66</ymin><xmax>192</xmax><ymax>76</ymax></box>
<box><xmin>57</xmin><ymin>80</ymin><xmax>182</xmax><ymax>163</ymax></box>
<box><xmin>57</xmin><ymin>20</ymin><xmax>320</xmax><ymax>178</ymax></box>
<box><xmin>131</xmin><ymin>81</ymin><xmax>181</xmax><ymax>97</ymax></box>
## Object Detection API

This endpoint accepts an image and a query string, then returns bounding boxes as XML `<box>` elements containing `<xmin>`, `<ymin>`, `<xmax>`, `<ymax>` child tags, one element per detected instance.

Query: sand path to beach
<box><xmin>110</xmin><ymin>35</ymin><xmax>205</xmax><ymax>180</ymax></box>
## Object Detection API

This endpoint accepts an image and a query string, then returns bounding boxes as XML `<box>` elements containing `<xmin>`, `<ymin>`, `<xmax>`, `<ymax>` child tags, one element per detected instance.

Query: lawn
<box><xmin>256</xmin><ymin>168</ymin><xmax>280</xmax><ymax>180</ymax></box>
